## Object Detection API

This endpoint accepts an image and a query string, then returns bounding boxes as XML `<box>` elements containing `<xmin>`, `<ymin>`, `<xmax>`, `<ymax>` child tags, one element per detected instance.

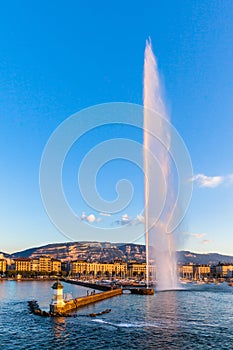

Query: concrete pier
<box><xmin>50</xmin><ymin>287</ymin><xmax>122</xmax><ymax>314</ymax></box>
<box><xmin>61</xmin><ymin>278</ymin><xmax>111</xmax><ymax>291</ymax></box>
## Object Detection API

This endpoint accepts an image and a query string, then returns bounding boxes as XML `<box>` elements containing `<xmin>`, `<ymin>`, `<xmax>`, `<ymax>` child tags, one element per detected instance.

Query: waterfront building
<box><xmin>38</xmin><ymin>256</ymin><xmax>52</xmax><ymax>273</ymax></box>
<box><xmin>179</xmin><ymin>264</ymin><xmax>193</xmax><ymax>279</ymax></box>
<box><xmin>210</xmin><ymin>265</ymin><xmax>217</xmax><ymax>277</ymax></box>
<box><xmin>36</xmin><ymin>257</ymin><xmax>61</xmax><ymax>274</ymax></box>
<box><xmin>127</xmin><ymin>261</ymin><xmax>155</xmax><ymax>278</ymax></box>
<box><xmin>216</xmin><ymin>264</ymin><xmax>233</xmax><ymax>278</ymax></box>
<box><xmin>51</xmin><ymin>259</ymin><xmax>62</xmax><ymax>273</ymax></box>
<box><xmin>0</xmin><ymin>259</ymin><xmax>7</xmax><ymax>273</ymax></box>
<box><xmin>14</xmin><ymin>256</ymin><xmax>61</xmax><ymax>274</ymax></box>
<box><xmin>193</xmin><ymin>265</ymin><xmax>211</xmax><ymax>279</ymax></box>
<box><xmin>31</xmin><ymin>258</ymin><xmax>40</xmax><ymax>272</ymax></box>
<box><xmin>15</xmin><ymin>258</ymin><xmax>31</xmax><ymax>272</ymax></box>
<box><xmin>70</xmin><ymin>260</ymin><xmax>127</xmax><ymax>278</ymax></box>
<box><xmin>128</xmin><ymin>262</ymin><xmax>146</xmax><ymax>278</ymax></box>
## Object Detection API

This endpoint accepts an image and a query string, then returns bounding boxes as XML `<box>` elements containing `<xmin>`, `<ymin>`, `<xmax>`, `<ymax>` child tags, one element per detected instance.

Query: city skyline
<box><xmin>0</xmin><ymin>1</ymin><xmax>233</xmax><ymax>255</ymax></box>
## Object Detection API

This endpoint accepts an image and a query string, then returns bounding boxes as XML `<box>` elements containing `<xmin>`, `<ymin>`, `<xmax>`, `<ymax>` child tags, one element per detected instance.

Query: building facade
<box><xmin>15</xmin><ymin>258</ymin><xmax>31</xmax><ymax>272</ymax></box>
<box><xmin>193</xmin><ymin>265</ymin><xmax>211</xmax><ymax>279</ymax></box>
<box><xmin>127</xmin><ymin>262</ymin><xmax>155</xmax><ymax>278</ymax></box>
<box><xmin>178</xmin><ymin>264</ymin><xmax>193</xmax><ymax>279</ymax></box>
<box><xmin>70</xmin><ymin>260</ymin><xmax>127</xmax><ymax>277</ymax></box>
<box><xmin>0</xmin><ymin>259</ymin><xmax>7</xmax><ymax>273</ymax></box>
<box><xmin>216</xmin><ymin>264</ymin><xmax>233</xmax><ymax>278</ymax></box>
<box><xmin>14</xmin><ymin>257</ymin><xmax>61</xmax><ymax>274</ymax></box>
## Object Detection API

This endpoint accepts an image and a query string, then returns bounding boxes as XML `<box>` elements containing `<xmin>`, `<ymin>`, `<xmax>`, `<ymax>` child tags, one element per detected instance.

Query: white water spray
<box><xmin>144</xmin><ymin>39</ymin><xmax>178</xmax><ymax>291</ymax></box>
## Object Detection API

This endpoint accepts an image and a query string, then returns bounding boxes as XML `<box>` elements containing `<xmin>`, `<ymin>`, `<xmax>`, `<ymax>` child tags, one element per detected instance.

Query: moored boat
<box><xmin>130</xmin><ymin>288</ymin><xmax>154</xmax><ymax>295</ymax></box>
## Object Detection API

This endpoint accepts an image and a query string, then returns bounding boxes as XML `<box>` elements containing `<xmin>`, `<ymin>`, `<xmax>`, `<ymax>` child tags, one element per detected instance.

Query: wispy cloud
<box><xmin>191</xmin><ymin>233</ymin><xmax>206</xmax><ymax>239</ymax></box>
<box><xmin>120</xmin><ymin>214</ymin><xmax>130</xmax><ymax>225</ymax></box>
<box><xmin>184</xmin><ymin>232</ymin><xmax>212</xmax><ymax>245</ymax></box>
<box><xmin>190</xmin><ymin>173</ymin><xmax>233</xmax><ymax>188</ymax></box>
<box><xmin>136</xmin><ymin>214</ymin><xmax>144</xmax><ymax>224</ymax></box>
<box><xmin>99</xmin><ymin>212</ymin><xmax>112</xmax><ymax>217</ymax></box>
<box><xmin>200</xmin><ymin>239</ymin><xmax>211</xmax><ymax>245</ymax></box>
<box><xmin>227</xmin><ymin>174</ymin><xmax>233</xmax><ymax>184</ymax></box>
<box><xmin>114</xmin><ymin>214</ymin><xmax>144</xmax><ymax>226</ymax></box>
<box><xmin>184</xmin><ymin>232</ymin><xmax>206</xmax><ymax>239</ymax></box>
<box><xmin>114</xmin><ymin>214</ymin><xmax>130</xmax><ymax>226</ymax></box>
<box><xmin>96</xmin><ymin>217</ymin><xmax>103</xmax><ymax>223</ymax></box>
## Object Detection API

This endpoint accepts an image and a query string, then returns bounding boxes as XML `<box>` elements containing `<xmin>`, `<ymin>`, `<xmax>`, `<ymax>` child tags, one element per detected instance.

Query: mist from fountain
<box><xmin>143</xmin><ymin>39</ymin><xmax>178</xmax><ymax>291</ymax></box>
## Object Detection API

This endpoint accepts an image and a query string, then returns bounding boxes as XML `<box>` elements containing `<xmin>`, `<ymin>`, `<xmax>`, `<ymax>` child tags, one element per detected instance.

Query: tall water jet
<box><xmin>143</xmin><ymin>39</ymin><xmax>178</xmax><ymax>291</ymax></box>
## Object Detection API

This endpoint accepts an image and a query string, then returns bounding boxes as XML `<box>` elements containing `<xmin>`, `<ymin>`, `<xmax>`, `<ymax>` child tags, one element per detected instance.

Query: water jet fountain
<box><xmin>144</xmin><ymin>39</ymin><xmax>178</xmax><ymax>291</ymax></box>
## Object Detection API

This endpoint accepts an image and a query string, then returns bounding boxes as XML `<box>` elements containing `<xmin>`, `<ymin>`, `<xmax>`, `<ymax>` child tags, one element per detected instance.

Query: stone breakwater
<box><xmin>28</xmin><ymin>289</ymin><xmax>122</xmax><ymax>317</ymax></box>
<box><xmin>51</xmin><ymin>288</ymin><xmax>122</xmax><ymax>313</ymax></box>
<box><xmin>28</xmin><ymin>300</ymin><xmax>112</xmax><ymax>318</ymax></box>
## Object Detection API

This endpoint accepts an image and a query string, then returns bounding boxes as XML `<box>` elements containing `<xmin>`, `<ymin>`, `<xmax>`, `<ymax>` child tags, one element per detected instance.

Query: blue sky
<box><xmin>0</xmin><ymin>1</ymin><xmax>233</xmax><ymax>254</ymax></box>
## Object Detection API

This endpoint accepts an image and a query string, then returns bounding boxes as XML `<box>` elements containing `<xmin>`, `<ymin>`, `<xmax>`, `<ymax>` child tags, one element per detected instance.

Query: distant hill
<box><xmin>2</xmin><ymin>242</ymin><xmax>233</xmax><ymax>265</ymax></box>
<box><xmin>0</xmin><ymin>251</ymin><xmax>11</xmax><ymax>259</ymax></box>
<box><xmin>177</xmin><ymin>251</ymin><xmax>233</xmax><ymax>265</ymax></box>
<box><xmin>10</xmin><ymin>242</ymin><xmax>146</xmax><ymax>263</ymax></box>
<box><xmin>11</xmin><ymin>241</ymin><xmax>131</xmax><ymax>262</ymax></box>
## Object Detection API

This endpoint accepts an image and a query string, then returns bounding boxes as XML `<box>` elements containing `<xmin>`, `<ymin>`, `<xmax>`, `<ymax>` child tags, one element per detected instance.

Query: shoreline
<box><xmin>0</xmin><ymin>277</ymin><xmax>57</xmax><ymax>282</ymax></box>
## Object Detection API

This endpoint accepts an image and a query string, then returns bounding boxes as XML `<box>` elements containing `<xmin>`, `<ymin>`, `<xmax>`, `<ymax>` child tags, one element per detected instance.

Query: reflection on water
<box><xmin>51</xmin><ymin>317</ymin><xmax>67</xmax><ymax>340</ymax></box>
<box><xmin>145</xmin><ymin>290</ymin><xmax>180</xmax><ymax>347</ymax></box>
<box><xmin>1</xmin><ymin>281</ymin><xmax>233</xmax><ymax>349</ymax></box>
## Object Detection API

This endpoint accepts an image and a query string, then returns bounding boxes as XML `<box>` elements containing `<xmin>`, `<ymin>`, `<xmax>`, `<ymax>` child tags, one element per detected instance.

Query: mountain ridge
<box><xmin>1</xmin><ymin>242</ymin><xmax>233</xmax><ymax>265</ymax></box>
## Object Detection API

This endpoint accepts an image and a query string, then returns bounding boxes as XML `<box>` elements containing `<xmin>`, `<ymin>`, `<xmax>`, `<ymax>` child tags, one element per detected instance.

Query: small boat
<box><xmin>130</xmin><ymin>288</ymin><xmax>154</xmax><ymax>295</ymax></box>
<box><xmin>228</xmin><ymin>282</ymin><xmax>233</xmax><ymax>286</ymax></box>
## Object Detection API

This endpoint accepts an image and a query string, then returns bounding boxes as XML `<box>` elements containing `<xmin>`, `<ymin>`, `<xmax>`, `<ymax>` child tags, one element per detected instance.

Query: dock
<box><xmin>49</xmin><ymin>281</ymin><xmax>122</xmax><ymax>314</ymax></box>
<box><xmin>28</xmin><ymin>279</ymin><xmax>153</xmax><ymax>317</ymax></box>
<box><xmin>51</xmin><ymin>288</ymin><xmax>122</xmax><ymax>314</ymax></box>
<box><xmin>61</xmin><ymin>278</ymin><xmax>154</xmax><ymax>295</ymax></box>
<box><xmin>61</xmin><ymin>278</ymin><xmax>112</xmax><ymax>291</ymax></box>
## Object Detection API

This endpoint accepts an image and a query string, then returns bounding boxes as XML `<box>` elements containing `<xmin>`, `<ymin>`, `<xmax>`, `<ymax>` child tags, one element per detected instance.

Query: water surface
<box><xmin>0</xmin><ymin>281</ymin><xmax>233</xmax><ymax>349</ymax></box>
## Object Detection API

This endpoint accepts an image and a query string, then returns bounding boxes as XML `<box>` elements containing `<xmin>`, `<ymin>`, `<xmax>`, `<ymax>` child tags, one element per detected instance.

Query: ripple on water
<box><xmin>1</xmin><ymin>281</ymin><xmax>233</xmax><ymax>349</ymax></box>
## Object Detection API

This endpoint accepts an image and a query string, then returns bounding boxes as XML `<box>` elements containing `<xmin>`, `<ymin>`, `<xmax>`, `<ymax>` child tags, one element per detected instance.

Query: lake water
<box><xmin>1</xmin><ymin>280</ymin><xmax>233</xmax><ymax>349</ymax></box>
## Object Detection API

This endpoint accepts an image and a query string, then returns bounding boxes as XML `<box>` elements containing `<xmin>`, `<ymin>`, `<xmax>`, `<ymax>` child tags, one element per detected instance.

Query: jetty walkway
<box><xmin>61</xmin><ymin>278</ymin><xmax>112</xmax><ymax>291</ymax></box>
<box><xmin>28</xmin><ymin>279</ymin><xmax>154</xmax><ymax>317</ymax></box>
<box><xmin>58</xmin><ymin>288</ymin><xmax>122</xmax><ymax>313</ymax></box>
<box><xmin>61</xmin><ymin>278</ymin><xmax>154</xmax><ymax>295</ymax></box>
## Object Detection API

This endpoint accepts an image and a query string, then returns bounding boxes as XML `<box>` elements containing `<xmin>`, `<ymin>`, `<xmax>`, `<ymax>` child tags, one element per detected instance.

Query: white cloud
<box><xmin>191</xmin><ymin>174</ymin><xmax>224</xmax><ymax>188</ymax></box>
<box><xmin>86</xmin><ymin>214</ymin><xmax>96</xmax><ymax>223</ymax></box>
<box><xmin>184</xmin><ymin>232</ymin><xmax>206</xmax><ymax>239</ymax></box>
<box><xmin>81</xmin><ymin>212</ymin><xmax>87</xmax><ymax>220</ymax></box>
<box><xmin>114</xmin><ymin>214</ymin><xmax>145</xmax><ymax>226</ymax></box>
<box><xmin>99</xmin><ymin>212</ymin><xmax>112</xmax><ymax>217</ymax></box>
<box><xmin>114</xmin><ymin>214</ymin><xmax>132</xmax><ymax>226</ymax></box>
<box><xmin>80</xmin><ymin>212</ymin><xmax>102</xmax><ymax>224</ymax></box>
<box><xmin>191</xmin><ymin>173</ymin><xmax>233</xmax><ymax>188</ymax></box>
<box><xmin>136</xmin><ymin>214</ymin><xmax>144</xmax><ymax>223</ymax></box>
<box><xmin>200</xmin><ymin>239</ymin><xmax>211</xmax><ymax>245</ymax></box>
<box><xmin>191</xmin><ymin>233</ymin><xmax>206</xmax><ymax>239</ymax></box>
<box><xmin>190</xmin><ymin>173</ymin><xmax>233</xmax><ymax>188</ymax></box>
<box><xmin>121</xmin><ymin>214</ymin><xmax>130</xmax><ymax>225</ymax></box>
<box><xmin>96</xmin><ymin>217</ymin><xmax>103</xmax><ymax>223</ymax></box>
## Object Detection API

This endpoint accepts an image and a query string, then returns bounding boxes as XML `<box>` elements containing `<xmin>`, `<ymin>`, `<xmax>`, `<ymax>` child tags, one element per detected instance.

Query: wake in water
<box><xmin>92</xmin><ymin>319</ymin><xmax>160</xmax><ymax>328</ymax></box>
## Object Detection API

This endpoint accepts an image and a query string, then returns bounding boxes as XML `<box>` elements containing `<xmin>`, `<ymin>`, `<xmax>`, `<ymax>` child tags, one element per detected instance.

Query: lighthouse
<box><xmin>50</xmin><ymin>280</ymin><xmax>65</xmax><ymax>313</ymax></box>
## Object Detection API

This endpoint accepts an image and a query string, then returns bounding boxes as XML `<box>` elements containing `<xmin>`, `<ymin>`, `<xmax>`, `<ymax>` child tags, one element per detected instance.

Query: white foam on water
<box><xmin>92</xmin><ymin>319</ymin><xmax>160</xmax><ymax>328</ymax></box>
